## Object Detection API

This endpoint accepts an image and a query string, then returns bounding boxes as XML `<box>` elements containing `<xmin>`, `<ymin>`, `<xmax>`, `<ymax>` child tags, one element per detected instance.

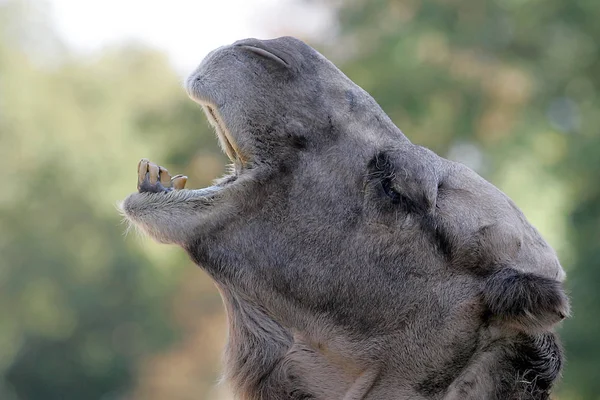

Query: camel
<box><xmin>121</xmin><ymin>37</ymin><xmax>569</xmax><ymax>399</ymax></box>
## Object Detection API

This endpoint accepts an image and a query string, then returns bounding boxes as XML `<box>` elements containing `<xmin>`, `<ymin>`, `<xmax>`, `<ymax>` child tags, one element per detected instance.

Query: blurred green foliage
<box><xmin>0</xmin><ymin>0</ymin><xmax>598</xmax><ymax>398</ymax></box>
<box><xmin>0</xmin><ymin>1</ymin><xmax>227</xmax><ymax>399</ymax></box>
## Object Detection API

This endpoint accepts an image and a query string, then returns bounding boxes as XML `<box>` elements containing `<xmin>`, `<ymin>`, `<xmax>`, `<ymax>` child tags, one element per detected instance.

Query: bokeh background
<box><xmin>1</xmin><ymin>0</ymin><xmax>598</xmax><ymax>398</ymax></box>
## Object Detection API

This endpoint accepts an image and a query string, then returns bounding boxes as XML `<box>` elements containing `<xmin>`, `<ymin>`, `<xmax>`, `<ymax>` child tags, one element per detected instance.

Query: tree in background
<box><xmin>0</xmin><ymin>1</ymin><xmax>227</xmax><ymax>399</ymax></box>
<box><xmin>321</xmin><ymin>0</ymin><xmax>599</xmax><ymax>397</ymax></box>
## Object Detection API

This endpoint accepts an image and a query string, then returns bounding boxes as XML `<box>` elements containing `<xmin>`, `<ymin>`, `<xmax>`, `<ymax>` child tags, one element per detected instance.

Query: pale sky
<box><xmin>46</xmin><ymin>0</ymin><xmax>333</xmax><ymax>74</ymax></box>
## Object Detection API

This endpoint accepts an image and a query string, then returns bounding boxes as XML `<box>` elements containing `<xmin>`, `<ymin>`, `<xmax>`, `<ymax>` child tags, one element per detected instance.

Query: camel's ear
<box><xmin>483</xmin><ymin>267</ymin><xmax>570</xmax><ymax>332</ymax></box>
<box><xmin>375</xmin><ymin>146</ymin><xmax>443</xmax><ymax>214</ymax></box>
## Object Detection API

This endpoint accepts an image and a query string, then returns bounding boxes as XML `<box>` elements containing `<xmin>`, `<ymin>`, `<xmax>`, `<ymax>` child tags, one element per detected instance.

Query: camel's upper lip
<box><xmin>201</xmin><ymin>104</ymin><xmax>249</xmax><ymax>168</ymax></box>
<box><xmin>185</xmin><ymin>40</ymin><xmax>288</xmax><ymax>176</ymax></box>
<box><xmin>185</xmin><ymin>78</ymin><xmax>250</xmax><ymax>179</ymax></box>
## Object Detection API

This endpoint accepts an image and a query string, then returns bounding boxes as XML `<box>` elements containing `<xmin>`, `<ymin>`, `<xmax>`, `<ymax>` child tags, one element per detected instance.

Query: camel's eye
<box><xmin>368</xmin><ymin>152</ymin><xmax>402</xmax><ymax>205</ymax></box>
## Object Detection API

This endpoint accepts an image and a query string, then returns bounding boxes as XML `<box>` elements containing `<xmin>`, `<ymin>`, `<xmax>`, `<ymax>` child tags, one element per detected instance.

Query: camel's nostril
<box><xmin>237</xmin><ymin>44</ymin><xmax>289</xmax><ymax>68</ymax></box>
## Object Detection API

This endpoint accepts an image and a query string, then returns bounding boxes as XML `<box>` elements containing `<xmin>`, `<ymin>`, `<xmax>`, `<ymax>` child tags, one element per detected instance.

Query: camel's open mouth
<box><xmin>202</xmin><ymin>105</ymin><xmax>248</xmax><ymax>167</ymax></box>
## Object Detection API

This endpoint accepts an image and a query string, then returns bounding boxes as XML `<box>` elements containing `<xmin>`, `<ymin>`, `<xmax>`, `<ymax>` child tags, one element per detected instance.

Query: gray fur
<box><xmin>121</xmin><ymin>37</ymin><xmax>569</xmax><ymax>399</ymax></box>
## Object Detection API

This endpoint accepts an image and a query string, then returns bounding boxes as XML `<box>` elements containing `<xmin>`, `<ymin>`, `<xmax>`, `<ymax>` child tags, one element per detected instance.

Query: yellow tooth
<box><xmin>159</xmin><ymin>166</ymin><xmax>172</xmax><ymax>187</ymax></box>
<box><xmin>148</xmin><ymin>163</ymin><xmax>159</xmax><ymax>184</ymax></box>
<box><xmin>137</xmin><ymin>158</ymin><xmax>149</xmax><ymax>189</ymax></box>
<box><xmin>171</xmin><ymin>175</ymin><xmax>188</xmax><ymax>190</ymax></box>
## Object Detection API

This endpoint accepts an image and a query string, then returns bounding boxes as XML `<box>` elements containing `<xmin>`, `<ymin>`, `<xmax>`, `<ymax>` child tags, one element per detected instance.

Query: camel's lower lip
<box><xmin>193</xmin><ymin>173</ymin><xmax>239</xmax><ymax>197</ymax></box>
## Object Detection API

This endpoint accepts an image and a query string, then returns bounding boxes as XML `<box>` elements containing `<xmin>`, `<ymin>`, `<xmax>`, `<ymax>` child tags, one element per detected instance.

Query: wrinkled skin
<box><xmin>121</xmin><ymin>37</ymin><xmax>569</xmax><ymax>400</ymax></box>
